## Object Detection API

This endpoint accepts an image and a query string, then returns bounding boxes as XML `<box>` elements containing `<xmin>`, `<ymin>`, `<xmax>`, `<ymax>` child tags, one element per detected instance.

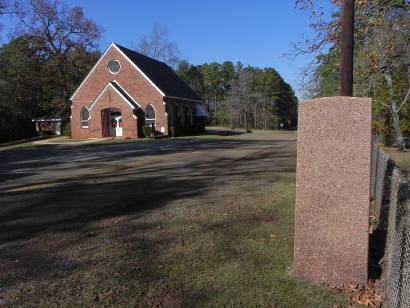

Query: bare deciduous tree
<box><xmin>228</xmin><ymin>69</ymin><xmax>257</xmax><ymax>131</ymax></box>
<box><xmin>0</xmin><ymin>0</ymin><xmax>7</xmax><ymax>13</ymax></box>
<box><xmin>365</xmin><ymin>26</ymin><xmax>410</xmax><ymax>148</ymax></box>
<box><xmin>136</xmin><ymin>24</ymin><xmax>179</xmax><ymax>69</ymax></box>
<box><xmin>0</xmin><ymin>0</ymin><xmax>16</xmax><ymax>35</ymax></box>
<box><xmin>354</xmin><ymin>1</ymin><xmax>409</xmax><ymax>148</ymax></box>
<box><xmin>6</xmin><ymin>0</ymin><xmax>102</xmax><ymax>114</ymax></box>
<box><xmin>13</xmin><ymin>0</ymin><xmax>102</xmax><ymax>58</ymax></box>
<box><xmin>293</xmin><ymin>0</ymin><xmax>409</xmax><ymax>149</ymax></box>
<box><xmin>252</xmin><ymin>90</ymin><xmax>275</xmax><ymax>130</ymax></box>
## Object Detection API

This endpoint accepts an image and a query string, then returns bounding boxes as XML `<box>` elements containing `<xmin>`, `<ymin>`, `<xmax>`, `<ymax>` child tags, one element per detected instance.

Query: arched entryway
<box><xmin>102</xmin><ymin>108</ymin><xmax>122</xmax><ymax>137</ymax></box>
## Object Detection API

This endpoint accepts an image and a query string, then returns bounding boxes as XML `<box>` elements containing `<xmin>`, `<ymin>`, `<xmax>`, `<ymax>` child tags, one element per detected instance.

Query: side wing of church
<box><xmin>70</xmin><ymin>43</ymin><xmax>205</xmax><ymax>139</ymax></box>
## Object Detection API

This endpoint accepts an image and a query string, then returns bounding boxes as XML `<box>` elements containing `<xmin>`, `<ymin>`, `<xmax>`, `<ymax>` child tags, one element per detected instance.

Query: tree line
<box><xmin>177</xmin><ymin>61</ymin><xmax>298</xmax><ymax>130</ymax></box>
<box><xmin>0</xmin><ymin>0</ymin><xmax>101</xmax><ymax>142</ymax></box>
<box><xmin>294</xmin><ymin>0</ymin><xmax>409</xmax><ymax>148</ymax></box>
<box><xmin>0</xmin><ymin>0</ymin><xmax>298</xmax><ymax>143</ymax></box>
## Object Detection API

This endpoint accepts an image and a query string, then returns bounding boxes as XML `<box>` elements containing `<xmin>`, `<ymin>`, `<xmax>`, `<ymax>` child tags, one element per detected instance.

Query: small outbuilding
<box><xmin>70</xmin><ymin>42</ymin><xmax>205</xmax><ymax>139</ymax></box>
<box><xmin>32</xmin><ymin>116</ymin><xmax>62</xmax><ymax>136</ymax></box>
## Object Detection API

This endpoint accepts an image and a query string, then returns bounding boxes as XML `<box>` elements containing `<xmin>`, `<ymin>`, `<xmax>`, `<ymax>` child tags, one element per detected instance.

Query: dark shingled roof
<box><xmin>115</xmin><ymin>43</ymin><xmax>201</xmax><ymax>102</ymax></box>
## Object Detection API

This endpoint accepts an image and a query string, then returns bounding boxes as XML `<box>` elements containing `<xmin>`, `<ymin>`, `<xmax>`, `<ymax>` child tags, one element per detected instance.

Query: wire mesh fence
<box><xmin>371</xmin><ymin>141</ymin><xmax>410</xmax><ymax>308</ymax></box>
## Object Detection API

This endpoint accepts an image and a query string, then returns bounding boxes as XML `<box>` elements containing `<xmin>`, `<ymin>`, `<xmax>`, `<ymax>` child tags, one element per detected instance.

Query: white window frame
<box><xmin>145</xmin><ymin>104</ymin><xmax>156</xmax><ymax>127</ymax></box>
<box><xmin>80</xmin><ymin>106</ymin><xmax>90</xmax><ymax>128</ymax></box>
<box><xmin>108</xmin><ymin>59</ymin><xmax>121</xmax><ymax>74</ymax></box>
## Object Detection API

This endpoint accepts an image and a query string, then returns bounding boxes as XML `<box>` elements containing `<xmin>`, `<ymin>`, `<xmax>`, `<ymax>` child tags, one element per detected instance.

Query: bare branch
<box><xmin>374</xmin><ymin>100</ymin><xmax>391</xmax><ymax>109</ymax></box>
<box><xmin>135</xmin><ymin>24</ymin><xmax>180</xmax><ymax>69</ymax></box>
<box><xmin>397</xmin><ymin>82</ymin><xmax>410</xmax><ymax>112</ymax></box>
<box><xmin>11</xmin><ymin>0</ymin><xmax>102</xmax><ymax>58</ymax></box>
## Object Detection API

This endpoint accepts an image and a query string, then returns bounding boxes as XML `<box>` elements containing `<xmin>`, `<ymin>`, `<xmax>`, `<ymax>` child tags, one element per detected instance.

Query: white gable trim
<box><xmin>112</xmin><ymin>80</ymin><xmax>141</xmax><ymax>108</ymax></box>
<box><xmin>112</xmin><ymin>43</ymin><xmax>165</xmax><ymax>97</ymax></box>
<box><xmin>88</xmin><ymin>82</ymin><xmax>140</xmax><ymax>111</ymax></box>
<box><xmin>70</xmin><ymin>42</ymin><xmax>116</xmax><ymax>101</ymax></box>
<box><xmin>89</xmin><ymin>83</ymin><xmax>113</xmax><ymax>110</ymax></box>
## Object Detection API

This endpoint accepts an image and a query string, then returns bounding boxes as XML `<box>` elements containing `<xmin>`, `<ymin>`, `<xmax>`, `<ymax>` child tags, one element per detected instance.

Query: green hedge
<box><xmin>62</xmin><ymin>123</ymin><xmax>71</xmax><ymax>137</ymax></box>
<box><xmin>142</xmin><ymin>126</ymin><xmax>151</xmax><ymax>138</ymax></box>
<box><xmin>170</xmin><ymin>126</ymin><xmax>176</xmax><ymax>137</ymax></box>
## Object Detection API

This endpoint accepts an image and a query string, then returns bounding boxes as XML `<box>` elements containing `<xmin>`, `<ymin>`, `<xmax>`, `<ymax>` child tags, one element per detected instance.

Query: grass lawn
<box><xmin>381</xmin><ymin>146</ymin><xmax>410</xmax><ymax>178</ymax></box>
<box><xmin>91</xmin><ymin>127</ymin><xmax>295</xmax><ymax>145</ymax></box>
<box><xmin>0</xmin><ymin>127</ymin><xmax>294</xmax><ymax>150</ymax></box>
<box><xmin>1</xmin><ymin>129</ymin><xmax>348</xmax><ymax>307</ymax></box>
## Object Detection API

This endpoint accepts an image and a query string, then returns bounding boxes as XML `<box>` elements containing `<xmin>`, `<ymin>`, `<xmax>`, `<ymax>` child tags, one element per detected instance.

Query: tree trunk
<box><xmin>254</xmin><ymin>103</ymin><xmax>257</xmax><ymax>128</ymax></box>
<box><xmin>391</xmin><ymin>110</ymin><xmax>404</xmax><ymax>148</ymax></box>
<box><xmin>214</xmin><ymin>96</ymin><xmax>217</xmax><ymax>126</ymax></box>
<box><xmin>230</xmin><ymin>102</ymin><xmax>233</xmax><ymax>128</ymax></box>
<box><xmin>244</xmin><ymin>105</ymin><xmax>247</xmax><ymax>131</ymax></box>
<box><xmin>384</xmin><ymin>72</ymin><xmax>404</xmax><ymax>149</ymax></box>
<box><xmin>264</xmin><ymin>102</ymin><xmax>267</xmax><ymax>130</ymax></box>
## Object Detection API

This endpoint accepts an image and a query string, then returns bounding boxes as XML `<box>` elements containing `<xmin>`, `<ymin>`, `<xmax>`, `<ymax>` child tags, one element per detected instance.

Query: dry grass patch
<box><xmin>0</xmin><ymin>131</ymin><xmax>349</xmax><ymax>307</ymax></box>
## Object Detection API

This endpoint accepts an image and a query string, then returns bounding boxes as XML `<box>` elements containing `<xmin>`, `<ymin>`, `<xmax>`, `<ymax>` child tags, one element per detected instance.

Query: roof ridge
<box><xmin>113</xmin><ymin>43</ymin><xmax>169</xmax><ymax>67</ymax></box>
<box><xmin>112</xmin><ymin>42</ymin><xmax>202</xmax><ymax>102</ymax></box>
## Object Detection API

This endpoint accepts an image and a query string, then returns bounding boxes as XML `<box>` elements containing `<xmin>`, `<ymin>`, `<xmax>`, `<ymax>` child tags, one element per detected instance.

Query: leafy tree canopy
<box><xmin>293</xmin><ymin>0</ymin><xmax>409</xmax><ymax>147</ymax></box>
<box><xmin>177</xmin><ymin>60</ymin><xmax>298</xmax><ymax>130</ymax></box>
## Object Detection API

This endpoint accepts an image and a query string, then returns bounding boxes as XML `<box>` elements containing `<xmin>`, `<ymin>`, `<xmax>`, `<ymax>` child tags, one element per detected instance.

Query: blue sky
<box><xmin>2</xmin><ymin>0</ymin><xmax>337</xmax><ymax>99</ymax></box>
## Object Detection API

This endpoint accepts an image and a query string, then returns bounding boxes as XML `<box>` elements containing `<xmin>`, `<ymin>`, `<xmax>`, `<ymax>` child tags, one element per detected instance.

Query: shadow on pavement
<box><xmin>0</xmin><ymin>135</ymin><xmax>296</xmax><ymax>298</ymax></box>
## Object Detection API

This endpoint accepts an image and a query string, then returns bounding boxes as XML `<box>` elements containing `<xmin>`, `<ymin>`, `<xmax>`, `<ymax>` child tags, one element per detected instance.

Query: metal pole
<box><xmin>340</xmin><ymin>0</ymin><xmax>354</xmax><ymax>96</ymax></box>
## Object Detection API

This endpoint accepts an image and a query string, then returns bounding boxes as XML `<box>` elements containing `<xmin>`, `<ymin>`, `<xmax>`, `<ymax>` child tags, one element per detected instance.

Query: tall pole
<box><xmin>340</xmin><ymin>0</ymin><xmax>354</xmax><ymax>96</ymax></box>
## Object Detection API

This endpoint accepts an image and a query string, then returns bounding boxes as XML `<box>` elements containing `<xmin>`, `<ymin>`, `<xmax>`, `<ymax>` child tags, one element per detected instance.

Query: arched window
<box><xmin>145</xmin><ymin>104</ymin><xmax>156</xmax><ymax>126</ymax></box>
<box><xmin>80</xmin><ymin>107</ymin><xmax>89</xmax><ymax>128</ymax></box>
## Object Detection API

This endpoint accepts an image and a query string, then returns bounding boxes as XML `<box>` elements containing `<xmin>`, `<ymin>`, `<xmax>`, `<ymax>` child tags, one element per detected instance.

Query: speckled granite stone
<box><xmin>293</xmin><ymin>96</ymin><xmax>372</xmax><ymax>287</ymax></box>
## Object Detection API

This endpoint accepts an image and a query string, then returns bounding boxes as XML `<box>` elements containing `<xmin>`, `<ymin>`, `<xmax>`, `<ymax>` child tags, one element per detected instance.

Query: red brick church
<box><xmin>70</xmin><ymin>42</ymin><xmax>206</xmax><ymax>139</ymax></box>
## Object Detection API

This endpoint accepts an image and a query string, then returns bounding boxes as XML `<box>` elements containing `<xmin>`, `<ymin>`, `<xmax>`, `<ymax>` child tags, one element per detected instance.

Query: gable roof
<box><xmin>114</xmin><ymin>44</ymin><xmax>201</xmax><ymax>102</ymax></box>
<box><xmin>89</xmin><ymin>81</ymin><xmax>140</xmax><ymax>111</ymax></box>
<box><xmin>70</xmin><ymin>42</ymin><xmax>202</xmax><ymax>103</ymax></box>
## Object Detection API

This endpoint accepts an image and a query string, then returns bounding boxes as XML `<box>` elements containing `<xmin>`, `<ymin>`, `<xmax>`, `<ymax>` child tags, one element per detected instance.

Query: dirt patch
<box><xmin>254</xmin><ymin>215</ymin><xmax>279</xmax><ymax>223</ymax></box>
<box><xmin>139</xmin><ymin>281</ymin><xmax>189</xmax><ymax>308</ymax></box>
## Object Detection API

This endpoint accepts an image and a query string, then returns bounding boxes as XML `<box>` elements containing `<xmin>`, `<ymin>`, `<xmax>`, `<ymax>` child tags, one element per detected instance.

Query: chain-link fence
<box><xmin>371</xmin><ymin>141</ymin><xmax>410</xmax><ymax>308</ymax></box>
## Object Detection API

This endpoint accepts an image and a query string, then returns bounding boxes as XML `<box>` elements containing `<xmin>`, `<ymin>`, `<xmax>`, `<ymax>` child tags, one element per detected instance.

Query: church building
<box><xmin>70</xmin><ymin>42</ymin><xmax>206</xmax><ymax>139</ymax></box>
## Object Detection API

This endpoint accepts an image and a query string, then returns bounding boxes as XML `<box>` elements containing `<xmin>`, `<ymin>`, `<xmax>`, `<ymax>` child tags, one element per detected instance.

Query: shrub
<box><xmin>142</xmin><ymin>126</ymin><xmax>151</xmax><ymax>138</ymax></box>
<box><xmin>382</xmin><ymin>128</ymin><xmax>395</xmax><ymax>146</ymax></box>
<box><xmin>170</xmin><ymin>126</ymin><xmax>176</xmax><ymax>137</ymax></box>
<box><xmin>62</xmin><ymin>123</ymin><xmax>71</xmax><ymax>137</ymax></box>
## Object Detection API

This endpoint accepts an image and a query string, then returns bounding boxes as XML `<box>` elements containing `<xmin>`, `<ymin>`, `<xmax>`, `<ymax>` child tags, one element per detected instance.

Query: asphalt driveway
<box><xmin>0</xmin><ymin>129</ymin><xmax>352</xmax><ymax>308</ymax></box>
<box><xmin>0</xmin><ymin>128</ymin><xmax>296</xmax><ymax>248</ymax></box>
